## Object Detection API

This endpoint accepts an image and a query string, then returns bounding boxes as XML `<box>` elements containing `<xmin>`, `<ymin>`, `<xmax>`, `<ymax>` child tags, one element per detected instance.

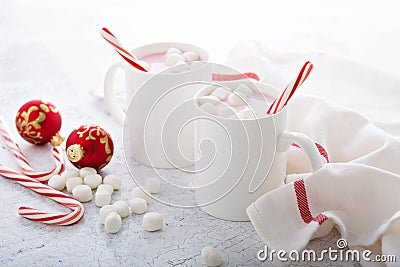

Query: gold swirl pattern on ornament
<box><xmin>77</xmin><ymin>125</ymin><xmax>112</xmax><ymax>155</ymax></box>
<box><xmin>16</xmin><ymin>106</ymin><xmax>45</xmax><ymax>144</ymax></box>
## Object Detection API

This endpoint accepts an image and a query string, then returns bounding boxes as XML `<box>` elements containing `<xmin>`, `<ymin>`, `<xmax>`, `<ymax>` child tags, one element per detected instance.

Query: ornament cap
<box><xmin>66</xmin><ymin>144</ymin><xmax>84</xmax><ymax>162</ymax></box>
<box><xmin>50</xmin><ymin>132</ymin><xmax>65</xmax><ymax>147</ymax></box>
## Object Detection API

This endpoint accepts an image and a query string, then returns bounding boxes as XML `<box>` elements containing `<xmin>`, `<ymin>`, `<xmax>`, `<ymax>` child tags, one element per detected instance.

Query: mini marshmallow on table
<box><xmin>95</xmin><ymin>190</ymin><xmax>111</xmax><ymax>207</ymax></box>
<box><xmin>131</xmin><ymin>186</ymin><xmax>151</xmax><ymax>203</ymax></box>
<box><xmin>61</xmin><ymin>170</ymin><xmax>79</xmax><ymax>182</ymax></box>
<box><xmin>201</xmin><ymin>246</ymin><xmax>223</xmax><ymax>267</ymax></box>
<box><xmin>84</xmin><ymin>174</ymin><xmax>102</xmax><ymax>189</ymax></box>
<box><xmin>145</xmin><ymin>177</ymin><xmax>161</xmax><ymax>194</ymax></box>
<box><xmin>104</xmin><ymin>212</ymin><xmax>122</xmax><ymax>234</ymax></box>
<box><xmin>103</xmin><ymin>174</ymin><xmax>122</xmax><ymax>190</ymax></box>
<box><xmin>143</xmin><ymin>212</ymin><xmax>163</xmax><ymax>232</ymax></box>
<box><xmin>130</xmin><ymin>198</ymin><xmax>147</xmax><ymax>214</ymax></box>
<box><xmin>79</xmin><ymin>167</ymin><xmax>97</xmax><ymax>178</ymax></box>
<box><xmin>99</xmin><ymin>205</ymin><xmax>116</xmax><ymax>224</ymax></box>
<box><xmin>72</xmin><ymin>184</ymin><xmax>93</xmax><ymax>202</ymax></box>
<box><xmin>97</xmin><ymin>184</ymin><xmax>113</xmax><ymax>195</ymax></box>
<box><xmin>47</xmin><ymin>175</ymin><xmax>66</xmax><ymax>191</ymax></box>
<box><xmin>66</xmin><ymin>177</ymin><xmax>83</xmax><ymax>193</ymax></box>
<box><xmin>113</xmin><ymin>201</ymin><xmax>129</xmax><ymax>218</ymax></box>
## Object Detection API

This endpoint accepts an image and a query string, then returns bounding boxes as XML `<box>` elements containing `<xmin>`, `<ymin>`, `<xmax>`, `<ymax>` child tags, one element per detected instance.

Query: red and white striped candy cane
<box><xmin>100</xmin><ymin>28</ymin><xmax>149</xmax><ymax>72</ymax></box>
<box><xmin>0</xmin><ymin>117</ymin><xmax>64</xmax><ymax>182</ymax></box>
<box><xmin>0</xmin><ymin>164</ymin><xmax>84</xmax><ymax>225</ymax></box>
<box><xmin>267</xmin><ymin>61</ymin><xmax>314</xmax><ymax>114</ymax></box>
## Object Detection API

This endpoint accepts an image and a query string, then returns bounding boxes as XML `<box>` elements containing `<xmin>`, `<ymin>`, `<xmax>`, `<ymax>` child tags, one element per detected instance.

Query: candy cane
<box><xmin>267</xmin><ymin>61</ymin><xmax>314</xmax><ymax>114</ymax></box>
<box><xmin>100</xmin><ymin>28</ymin><xmax>149</xmax><ymax>72</ymax></box>
<box><xmin>0</xmin><ymin>117</ymin><xmax>64</xmax><ymax>182</ymax></box>
<box><xmin>0</xmin><ymin>164</ymin><xmax>84</xmax><ymax>225</ymax></box>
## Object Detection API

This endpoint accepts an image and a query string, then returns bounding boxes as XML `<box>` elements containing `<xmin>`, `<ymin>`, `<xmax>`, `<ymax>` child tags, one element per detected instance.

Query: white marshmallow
<box><xmin>145</xmin><ymin>177</ymin><xmax>161</xmax><ymax>194</ymax></box>
<box><xmin>95</xmin><ymin>190</ymin><xmax>111</xmax><ymax>207</ymax></box>
<box><xmin>47</xmin><ymin>175</ymin><xmax>65</xmax><ymax>191</ymax></box>
<box><xmin>218</xmin><ymin>106</ymin><xmax>236</xmax><ymax>118</ymax></box>
<box><xmin>61</xmin><ymin>170</ymin><xmax>79</xmax><ymax>182</ymax></box>
<box><xmin>166</xmin><ymin>47</ymin><xmax>182</xmax><ymax>56</ymax></box>
<box><xmin>201</xmin><ymin>246</ymin><xmax>223</xmax><ymax>267</ymax></box>
<box><xmin>235</xmin><ymin>84</ymin><xmax>253</xmax><ymax>97</ymax></box>
<box><xmin>105</xmin><ymin>212</ymin><xmax>122</xmax><ymax>234</ymax></box>
<box><xmin>166</xmin><ymin>53</ymin><xmax>185</xmax><ymax>66</ymax></box>
<box><xmin>142</xmin><ymin>212</ymin><xmax>163</xmax><ymax>232</ymax></box>
<box><xmin>79</xmin><ymin>167</ymin><xmax>97</xmax><ymax>178</ymax></box>
<box><xmin>211</xmin><ymin>87</ymin><xmax>230</xmax><ymax>101</ymax></box>
<box><xmin>66</xmin><ymin>177</ymin><xmax>83</xmax><ymax>193</ymax></box>
<box><xmin>103</xmin><ymin>174</ymin><xmax>122</xmax><ymax>190</ymax></box>
<box><xmin>99</xmin><ymin>205</ymin><xmax>116</xmax><ymax>224</ymax></box>
<box><xmin>130</xmin><ymin>198</ymin><xmax>147</xmax><ymax>214</ymax></box>
<box><xmin>236</xmin><ymin>107</ymin><xmax>256</xmax><ymax>119</ymax></box>
<box><xmin>130</xmin><ymin>186</ymin><xmax>151</xmax><ymax>203</ymax></box>
<box><xmin>197</xmin><ymin>95</ymin><xmax>220</xmax><ymax>106</ymax></box>
<box><xmin>113</xmin><ymin>200</ymin><xmax>129</xmax><ymax>218</ymax></box>
<box><xmin>227</xmin><ymin>92</ymin><xmax>246</xmax><ymax>106</ymax></box>
<box><xmin>170</xmin><ymin>60</ymin><xmax>191</xmax><ymax>73</ymax></box>
<box><xmin>72</xmin><ymin>185</ymin><xmax>93</xmax><ymax>202</ymax></box>
<box><xmin>182</xmin><ymin>51</ymin><xmax>199</xmax><ymax>62</ymax></box>
<box><xmin>200</xmin><ymin>102</ymin><xmax>219</xmax><ymax>115</ymax></box>
<box><xmin>97</xmin><ymin>184</ymin><xmax>113</xmax><ymax>195</ymax></box>
<box><xmin>84</xmin><ymin>174</ymin><xmax>102</xmax><ymax>189</ymax></box>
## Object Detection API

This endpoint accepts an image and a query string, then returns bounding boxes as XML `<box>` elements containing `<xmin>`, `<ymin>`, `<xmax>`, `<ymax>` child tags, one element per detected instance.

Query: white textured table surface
<box><xmin>1</xmin><ymin>1</ymin><xmax>399</xmax><ymax>266</ymax></box>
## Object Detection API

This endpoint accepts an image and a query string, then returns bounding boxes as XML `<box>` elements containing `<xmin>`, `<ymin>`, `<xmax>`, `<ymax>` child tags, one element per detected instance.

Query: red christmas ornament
<box><xmin>15</xmin><ymin>99</ymin><xmax>64</xmax><ymax>146</ymax></box>
<box><xmin>66</xmin><ymin>125</ymin><xmax>114</xmax><ymax>170</ymax></box>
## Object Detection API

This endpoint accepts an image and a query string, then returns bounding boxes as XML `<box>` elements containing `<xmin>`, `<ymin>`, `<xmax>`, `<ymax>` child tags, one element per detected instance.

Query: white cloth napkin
<box><xmin>226</xmin><ymin>41</ymin><xmax>400</xmax><ymax>265</ymax></box>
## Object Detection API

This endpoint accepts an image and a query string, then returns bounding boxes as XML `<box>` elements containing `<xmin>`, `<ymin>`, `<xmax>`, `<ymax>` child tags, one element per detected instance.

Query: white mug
<box><xmin>193</xmin><ymin>81</ymin><xmax>324</xmax><ymax>221</ymax></box>
<box><xmin>105</xmin><ymin>42</ymin><xmax>211</xmax><ymax>168</ymax></box>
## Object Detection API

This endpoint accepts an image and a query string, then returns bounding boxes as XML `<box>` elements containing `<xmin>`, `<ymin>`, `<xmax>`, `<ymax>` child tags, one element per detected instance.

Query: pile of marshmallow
<box><xmin>47</xmin><ymin>167</ymin><xmax>122</xmax><ymax>204</ymax></box>
<box><xmin>99</xmin><ymin>178</ymin><xmax>164</xmax><ymax>234</ymax></box>
<box><xmin>148</xmin><ymin>47</ymin><xmax>201</xmax><ymax>73</ymax></box>
<box><xmin>197</xmin><ymin>83</ymin><xmax>257</xmax><ymax>120</ymax></box>
<box><xmin>47</xmin><ymin>168</ymin><xmax>164</xmax><ymax>234</ymax></box>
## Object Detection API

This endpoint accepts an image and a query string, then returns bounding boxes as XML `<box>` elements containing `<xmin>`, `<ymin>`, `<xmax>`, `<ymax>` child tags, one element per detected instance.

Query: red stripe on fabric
<box><xmin>292</xmin><ymin>142</ymin><xmax>329</xmax><ymax>163</ymax></box>
<box><xmin>294</xmin><ymin>179</ymin><xmax>327</xmax><ymax>225</ymax></box>
<box><xmin>315</xmin><ymin>143</ymin><xmax>329</xmax><ymax>162</ymax></box>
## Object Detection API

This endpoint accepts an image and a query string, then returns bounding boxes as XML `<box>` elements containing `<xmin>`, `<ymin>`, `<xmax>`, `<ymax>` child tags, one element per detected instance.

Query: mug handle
<box><xmin>248</xmin><ymin>131</ymin><xmax>324</xmax><ymax>193</ymax></box>
<box><xmin>104</xmin><ymin>62</ymin><xmax>128</xmax><ymax>125</ymax></box>
<box><xmin>277</xmin><ymin>131</ymin><xmax>324</xmax><ymax>172</ymax></box>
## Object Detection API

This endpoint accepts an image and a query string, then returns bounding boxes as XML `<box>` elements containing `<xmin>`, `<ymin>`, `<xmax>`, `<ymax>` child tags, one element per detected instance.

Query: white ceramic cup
<box><xmin>193</xmin><ymin>81</ymin><xmax>324</xmax><ymax>221</ymax></box>
<box><xmin>105</xmin><ymin>42</ymin><xmax>211</xmax><ymax>168</ymax></box>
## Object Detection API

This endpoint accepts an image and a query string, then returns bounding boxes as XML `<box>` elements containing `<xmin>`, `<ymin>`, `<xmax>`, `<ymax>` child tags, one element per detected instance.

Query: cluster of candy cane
<box><xmin>0</xmin><ymin>117</ymin><xmax>84</xmax><ymax>225</ymax></box>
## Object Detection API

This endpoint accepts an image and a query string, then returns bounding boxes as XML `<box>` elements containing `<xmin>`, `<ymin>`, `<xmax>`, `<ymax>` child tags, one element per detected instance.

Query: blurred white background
<box><xmin>2</xmin><ymin>0</ymin><xmax>400</xmax><ymax>93</ymax></box>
